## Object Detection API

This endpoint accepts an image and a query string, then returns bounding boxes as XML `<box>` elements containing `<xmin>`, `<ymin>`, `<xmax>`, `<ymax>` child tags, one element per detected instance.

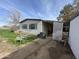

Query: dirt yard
<box><xmin>0</xmin><ymin>37</ymin><xmax>17</xmax><ymax>59</ymax></box>
<box><xmin>2</xmin><ymin>37</ymin><xmax>75</xmax><ymax>59</ymax></box>
<box><xmin>25</xmin><ymin>40</ymin><xmax>75</xmax><ymax>59</ymax></box>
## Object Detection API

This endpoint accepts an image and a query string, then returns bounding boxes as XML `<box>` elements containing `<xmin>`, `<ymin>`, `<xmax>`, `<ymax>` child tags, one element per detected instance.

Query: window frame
<box><xmin>29</xmin><ymin>23</ymin><xmax>37</xmax><ymax>30</ymax></box>
<box><xmin>22</xmin><ymin>24</ymin><xmax>28</xmax><ymax>29</ymax></box>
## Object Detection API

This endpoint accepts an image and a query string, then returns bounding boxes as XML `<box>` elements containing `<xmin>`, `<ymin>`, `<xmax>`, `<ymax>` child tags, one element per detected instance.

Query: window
<box><xmin>29</xmin><ymin>24</ymin><xmax>37</xmax><ymax>30</ymax></box>
<box><xmin>22</xmin><ymin>24</ymin><xmax>27</xmax><ymax>29</ymax></box>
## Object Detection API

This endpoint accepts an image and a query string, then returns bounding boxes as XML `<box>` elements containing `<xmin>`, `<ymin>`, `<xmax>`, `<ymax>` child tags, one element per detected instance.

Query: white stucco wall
<box><xmin>53</xmin><ymin>22</ymin><xmax>63</xmax><ymax>41</ymax></box>
<box><xmin>20</xmin><ymin>20</ymin><xmax>43</xmax><ymax>35</ymax></box>
<box><xmin>69</xmin><ymin>16</ymin><xmax>79</xmax><ymax>59</ymax></box>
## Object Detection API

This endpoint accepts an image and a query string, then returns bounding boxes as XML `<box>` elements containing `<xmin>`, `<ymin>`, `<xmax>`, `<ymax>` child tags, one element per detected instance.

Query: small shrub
<box><xmin>16</xmin><ymin>34</ymin><xmax>37</xmax><ymax>45</ymax></box>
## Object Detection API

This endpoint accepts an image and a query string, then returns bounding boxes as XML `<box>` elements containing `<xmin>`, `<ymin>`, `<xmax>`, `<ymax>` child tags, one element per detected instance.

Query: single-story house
<box><xmin>20</xmin><ymin>19</ymin><xmax>53</xmax><ymax>36</ymax></box>
<box><xmin>19</xmin><ymin>19</ymin><xmax>63</xmax><ymax>41</ymax></box>
<box><xmin>19</xmin><ymin>18</ymin><xmax>63</xmax><ymax>38</ymax></box>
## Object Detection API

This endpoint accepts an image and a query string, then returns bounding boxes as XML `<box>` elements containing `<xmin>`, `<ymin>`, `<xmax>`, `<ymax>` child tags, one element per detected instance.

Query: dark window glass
<box><xmin>22</xmin><ymin>24</ymin><xmax>27</xmax><ymax>29</ymax></box>
<box><xmin>29</xmin><ymin>24</ymin><xmax>37</xmax><ymax>30</ymax></box>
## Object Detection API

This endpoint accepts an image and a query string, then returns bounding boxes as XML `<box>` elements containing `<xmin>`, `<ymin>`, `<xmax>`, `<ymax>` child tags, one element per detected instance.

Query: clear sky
<box><xmin>0</xmin><ymin>0</ymin><xmax>74</xmax><ymax>26</ymax></box>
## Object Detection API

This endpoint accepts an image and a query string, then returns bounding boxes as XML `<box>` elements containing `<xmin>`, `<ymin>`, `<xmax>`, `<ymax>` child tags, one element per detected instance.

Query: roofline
<box><xmin>20</xmin><ymin>18</ymin><xmax>59</xmax><ymax>23</ymax></box>
<box><xmin>20</xmin><ymin>18</ymin><xmax>42</xmax><ymax>23</ymax></box>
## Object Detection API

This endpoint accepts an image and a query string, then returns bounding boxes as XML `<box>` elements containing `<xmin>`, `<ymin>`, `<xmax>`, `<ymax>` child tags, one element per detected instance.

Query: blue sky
<box><xmin>0</xmin><ymin>0</ymin><xmax>74</xmax><ymax>26</ymax></box>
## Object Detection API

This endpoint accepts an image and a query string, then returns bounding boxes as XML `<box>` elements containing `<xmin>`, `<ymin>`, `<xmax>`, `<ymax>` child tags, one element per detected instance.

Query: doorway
<box><xmin>43</xmin><ymin>21</ymin><xmax>53</xmax><ymax>36</ymax></box>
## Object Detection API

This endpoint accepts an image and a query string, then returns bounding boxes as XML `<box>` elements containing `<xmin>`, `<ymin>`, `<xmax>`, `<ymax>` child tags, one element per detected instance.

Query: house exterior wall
<box><xmin>69</xmin><ymin>16</ymin><xmax>79</xmax><ymax>59</ymax></box>
<box><xmin>53</xmin><ymin>22</ymin><xmax>63</xmax><ymax>41</ymax></box>
<box><xmin>20</xmin><ymin>20</ymin><xmax>43</xmax><ymax>35</ymax></box>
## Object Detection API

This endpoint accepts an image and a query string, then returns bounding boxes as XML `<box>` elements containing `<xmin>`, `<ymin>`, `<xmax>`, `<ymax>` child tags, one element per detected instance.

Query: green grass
<box><xmin>0</xmin><ymin>29</ymin><xmax>16</xmax><ymax>44</ymax></box>
<box><xmin>0</xmin><ymin>29</ymin><xmax>37</xmax><ymax>45</ymax></box>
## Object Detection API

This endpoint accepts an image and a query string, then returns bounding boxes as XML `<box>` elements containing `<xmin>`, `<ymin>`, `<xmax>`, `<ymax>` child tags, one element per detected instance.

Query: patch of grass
<box><xmin>0</xmin><ymin>29</ymin><xmax>16</xmax><ymax>44</ymax></box>
<box><xmin>0</xmin><ymin>29</ymin><xmax>37</xmax><ymax>45</ymax></box>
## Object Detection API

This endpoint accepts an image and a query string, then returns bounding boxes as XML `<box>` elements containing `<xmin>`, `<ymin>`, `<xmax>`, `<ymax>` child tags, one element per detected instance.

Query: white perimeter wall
<box><xmin>53</xmin><ymin>22</ymin><xmax>63</xmax><ymax>41</ymax></box>
<box><xmin>69</xmin><ymin>16</ymin><xmax>79</xmax><ymax>59</ymax></box>
<box><xmin>20</xmin><ymin>20</ymin><xmax>43</xmax><ymax>35</ymax></box>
